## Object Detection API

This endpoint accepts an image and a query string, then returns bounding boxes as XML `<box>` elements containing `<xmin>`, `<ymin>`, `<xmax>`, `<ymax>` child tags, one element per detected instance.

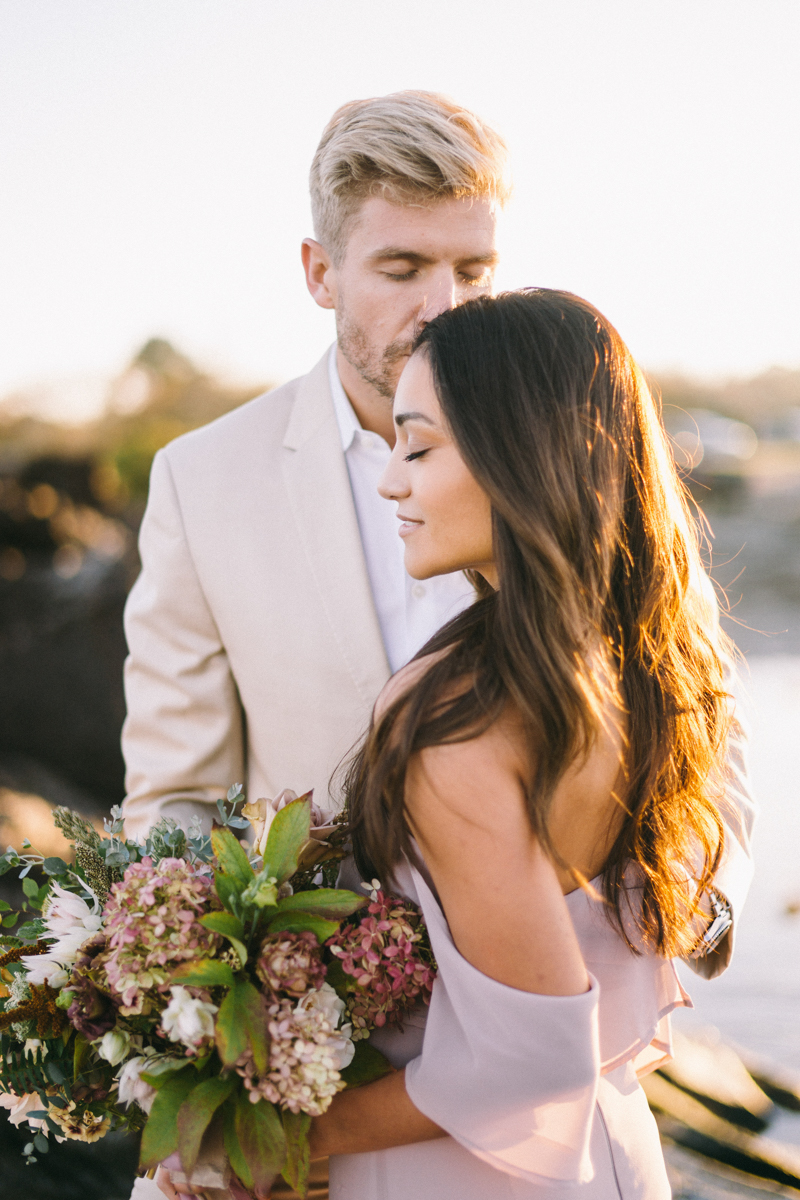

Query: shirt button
<box><xmin>412</xmin><ymin>583</ymin><xmax>426</xmax><ymax>599</ymax></box>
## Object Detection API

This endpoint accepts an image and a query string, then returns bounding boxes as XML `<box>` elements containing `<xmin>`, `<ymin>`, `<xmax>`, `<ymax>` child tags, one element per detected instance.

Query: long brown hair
<box><xmin>346</xmin><ymin>289</ymin><xmax>730</xmax><ymax>957</ymax></box>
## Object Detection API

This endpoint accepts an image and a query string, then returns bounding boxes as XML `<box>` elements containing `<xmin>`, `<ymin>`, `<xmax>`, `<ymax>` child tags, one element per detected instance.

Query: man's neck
<box><xmin>335</xmin><ymin>346</ymin><xmax>397</xmax><ymax>447</ymax></box>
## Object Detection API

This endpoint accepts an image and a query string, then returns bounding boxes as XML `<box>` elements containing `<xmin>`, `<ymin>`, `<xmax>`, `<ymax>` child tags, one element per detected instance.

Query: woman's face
<box><xmin>378</xmin><ymin>350</ymin><xmax>497</xmax><ymax>587</ymax></box>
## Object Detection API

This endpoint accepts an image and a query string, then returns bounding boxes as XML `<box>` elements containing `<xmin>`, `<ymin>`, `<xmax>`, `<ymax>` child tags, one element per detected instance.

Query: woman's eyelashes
<box><xmin>404</xmin><ymin>449</ymin><xmax>429</xmax><ymax>463</ymax></box>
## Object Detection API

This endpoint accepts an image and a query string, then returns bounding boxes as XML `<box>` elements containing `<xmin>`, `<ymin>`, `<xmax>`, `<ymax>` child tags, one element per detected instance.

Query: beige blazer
<box><xmin>121</xmin><ymin>350</ymin><xmax>391</xmax><ymax>838</ymax></box>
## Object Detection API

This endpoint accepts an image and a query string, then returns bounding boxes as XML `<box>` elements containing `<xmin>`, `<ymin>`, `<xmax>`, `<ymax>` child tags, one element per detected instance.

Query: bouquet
<box><xmin>0</xmin><ymin>787</ymin><xmax>436</xmax><ymax>1197</ymax></box>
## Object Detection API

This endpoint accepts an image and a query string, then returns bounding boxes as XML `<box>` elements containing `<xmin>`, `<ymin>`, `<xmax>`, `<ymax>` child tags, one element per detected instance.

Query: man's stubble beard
<box><xmin>336</xmin><ymin>304</ymin><xmax>414</xmax><ymax>402</ymax></box>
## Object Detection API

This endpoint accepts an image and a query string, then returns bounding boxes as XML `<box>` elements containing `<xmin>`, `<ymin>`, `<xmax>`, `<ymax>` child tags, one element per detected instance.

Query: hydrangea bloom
<box><xmin>255</xmin><ymin>931</ymin><xmax>326</xmax><ymax>997</ymax></box>
<box><xmin>235</xmin><ymin>989</ymin><xmax>348</xmax><ymax>1116</ymax></box>
<box><xmin>67</xmin><ymin>932</ymin><xmax>117</xmax><ymax>1041</ymax></box>
<box><xmin>102</xmin><ymin>857</ymin><xmax>220</xmax><ymax>1015</ymax></box>
<box><xmin>326</xmin><ymin>891</ymin><xmax>436</xmax><ymax>1038</ymax></box>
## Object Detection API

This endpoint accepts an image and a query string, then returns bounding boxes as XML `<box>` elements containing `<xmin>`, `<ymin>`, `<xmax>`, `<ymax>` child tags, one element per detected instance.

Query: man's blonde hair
<box><xmin>310</xmin><ymin>91</ymin><xmax>511</xmax><ymax>263</ymax></box>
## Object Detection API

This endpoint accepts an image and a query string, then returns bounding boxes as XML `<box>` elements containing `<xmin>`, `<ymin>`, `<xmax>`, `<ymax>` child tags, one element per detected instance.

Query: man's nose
<box><xmin>417</xmin><ymin>274</ymin><xmax>459</xmax><ymax>326</ymax></box>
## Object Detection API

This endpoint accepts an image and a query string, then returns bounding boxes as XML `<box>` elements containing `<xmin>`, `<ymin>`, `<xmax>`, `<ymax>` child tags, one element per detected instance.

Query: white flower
<box><xmin>295</xmin><ymin>983</ymin><xmax>355</xmax><ymax>1070</ymax></box>
<box><xmin>44</xmin><ymin>882</ymin><xmax>103</xmax><ymax>939</ymax></box>
<box><xmin>96</xmin><ymin>1027</ymin><xmax>131</xmax><ymax>1067</ymax></box>
<box><xmin>0</xmin><ymin>1090</ymin><xmax>46</xmax><ymax>1130</ymax></box>
<box><xmin>116</xmin><ymin>1052</ymin><xmax>160</xmax><ymax>1113</ymax></box>
<box><xmin>22</xmin><ymin>882</ymin><xmax>102</xmax><ymax>987</ymax></box>
<box><xmin>160</xmin><ymin>986</ymin><xmax>218</xmax><ymax>1048</ymax></box>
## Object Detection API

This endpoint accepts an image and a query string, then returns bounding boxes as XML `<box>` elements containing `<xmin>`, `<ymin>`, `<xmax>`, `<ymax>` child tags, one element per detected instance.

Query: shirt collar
<box><xmin>328</xmin><ymin>344</ymin><xmax>361</xmax><ymax>452</ymax></box>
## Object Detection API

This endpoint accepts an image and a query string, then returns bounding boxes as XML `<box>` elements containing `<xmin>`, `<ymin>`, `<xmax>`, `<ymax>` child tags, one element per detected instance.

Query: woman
<box><xmin>310</xmin><ymin>289</ymin><xmax>733</xmax><ymax>1200</ymax></box>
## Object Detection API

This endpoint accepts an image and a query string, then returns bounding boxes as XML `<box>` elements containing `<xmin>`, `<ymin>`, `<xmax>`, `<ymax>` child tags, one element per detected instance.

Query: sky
<box><xmin>0</xmin><ymin>0</ymin><xmax>798</xmax><ymax>422</ymax></box>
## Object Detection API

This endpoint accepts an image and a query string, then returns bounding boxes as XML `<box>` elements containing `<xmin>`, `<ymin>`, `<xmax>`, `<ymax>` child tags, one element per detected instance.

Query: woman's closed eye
<box><xmin>404</xmin><ymin>449</ymin><xmax>429</xmax><ymax>462</ymax></box>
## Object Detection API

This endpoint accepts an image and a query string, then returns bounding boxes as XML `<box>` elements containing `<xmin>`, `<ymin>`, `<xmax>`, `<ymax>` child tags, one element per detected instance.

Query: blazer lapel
<box><xmin>282</xmin><ymin>352</ymin><xmax>391</xmax><ymax>705</ymax></box>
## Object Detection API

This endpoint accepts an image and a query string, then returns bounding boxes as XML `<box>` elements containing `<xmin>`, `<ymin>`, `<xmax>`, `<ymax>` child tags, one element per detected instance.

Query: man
<box><xmin>125</xmin><ymin>91</ymin><xmax>510</xmax><ymax>1200</ymax></box>
<box><xmin>122</xmin><ymin>91</ymin><xmax>510</xmax><ymax>845</ymax></box>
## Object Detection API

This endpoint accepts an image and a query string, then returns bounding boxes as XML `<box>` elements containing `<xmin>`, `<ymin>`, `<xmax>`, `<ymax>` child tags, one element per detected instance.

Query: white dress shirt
<box><xmin>328</xmin><ymin>346</ymin><xmax>474</xmax><ymax>674</ymax></box>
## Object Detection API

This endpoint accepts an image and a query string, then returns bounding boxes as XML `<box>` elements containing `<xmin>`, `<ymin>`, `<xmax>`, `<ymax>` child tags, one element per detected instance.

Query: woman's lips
<box><xmin>397</xmin><ymin>515</ymin><xmax>422</xmax><ymax>538</ymax></box>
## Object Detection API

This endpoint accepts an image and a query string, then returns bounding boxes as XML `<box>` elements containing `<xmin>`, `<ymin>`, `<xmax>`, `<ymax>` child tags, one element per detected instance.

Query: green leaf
<box><xmin>266</xmin><ymin>911</ymin><xmax>340</xmax><ymax>941</ymax></box>
<box><xmin>277</xmin><ymin>888</ymin><xmax>367</xmax><ymax>921</ymax></box>
<box><xmin>0</xmin><ymin>900</ymin><xmax>11</xmax><ymax>912</ymax></box>
<box><xmin>215</xmin><ymin>978</ymin><xmax>268</xmax><ymax>1074</ymax></box>
<box><xmin>45</xmin><ymin>1060</ymin><xmax>66</xmax><ymax>1085</ymax></box>
<box><xmin>214</xmin><ymin>870</ymin><xmax>243</xmax><ymax>913</ymax></box>
<box><xmin>339</xmin><ymin>1040</ymin><xmax>393</xmax><ymax>1088</ymax></box>
<box><xmin>199</xmin><ymin>912</ymin><xmax>245</xmax><ymax>940</ymax></box>
<box><xmin>33</xmin><ymin>1132</ymin><xmax>49</xmax><ymax>1153</ymax></box>
<box><xmin>176</xmin><ymin>1075</ymin><xmax>237</xmax><ymax>1176</ymax></box>
<box><xmin>2</xmin><ymin>913</ymin><xmax>17</xmax><ymax>927</ymax></box>
<box><xmin>281</xmin><ymin>1110</ymin><xmax>311</xmax><ymax>1196</ymax></box>
<box><xmin>169</xmin><ymin>958</ymin><xmax>236</xmax><ymax>989</ymax></box>
<box><xmin>16</xmin><ymin>919</ymin><xmax>46</xmax><ymax>939</ymax></box>
<box><xmin>21</xmin><ymin>877</ymin><xmax>39</xmax><ymax>899</ymax></box>
<box><xmin>211</xmin><ymin>825</ymin><xmax>254</xmax><ymax>887</ymax></box>
<box><xmin>262</xmin><ymin>798</ymin><xmax>311</xmax><ymax>883</ymax></box>
<box><xmin>139</xmin><ymin>1068</ymin><xmax>197</xmax><ymax>1168</ymax></box>
<box><xmin>236</xmin><ymin>1094</ymin><xmax>286</xmax><ymax>1194</ymax></box>
<box><xmin>42</xmin><ymin>857</ymin><xmax>68</xmax><ymax>877</ymax></box>
<box><xmin>140</xmin><ymin>1058</ymin><xmax>196</xmax><ymax>1088</ymax></box>
<box><xmin>223</xmin><ymin>1092</ymin><xmax>253</xmax><ymax>1191</ymax></box>
<box><xmin>198</xmin><ymin>912</ymin><xmax>247</xmax><ymax>967</ymax></box>
<box><xmin>73</xmin><ymin>1035</ymin><xmax>90</xmax><ymax>1078</ymax></box>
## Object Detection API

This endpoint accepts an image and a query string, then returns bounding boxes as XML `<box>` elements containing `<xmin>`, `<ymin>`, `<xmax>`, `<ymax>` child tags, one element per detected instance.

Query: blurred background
<box><xmin>0</xmin><ymin>1</ymin><xmax>799</xmax><ymax>1197</ymax></box>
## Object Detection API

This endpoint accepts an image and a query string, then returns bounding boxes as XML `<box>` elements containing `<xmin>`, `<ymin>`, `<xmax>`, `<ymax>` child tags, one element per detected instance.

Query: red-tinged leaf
<box><xmin>139</xmin><ymin>1068</ymin><xmax>197</xmax><ymax>1169</ymax></box>
<box><xmin>266</xmin><ymin>910</ymin><xmax>340</xmax><ymax>941</ymax></box>
<box><xmin>236</xmin><ymin>1094</ymin><xmax>286</xmax><ymax>1194</ymax></box>
<box><xmin>177</xmin><ymin>1074</ymin><xmax>237</xmax><ymax>1176</ymax></box>
<box><xmin>211</xmin><ymin>824</ymin><xmax>254</xmax><ymax>887</ymax></box>
<box><xmin>277</xmin><ymin>888</ymin><xmax>367</xmax><ymax>920</ymax></box>
<box><xmin>170</xmin><ymin>958</ymin><xmax>236</xmax><ymax>988</ymax></box>
<box><xmin>223</xmin><ymin>1092</ymin><xmax>253</xmax><ymax>1192</ymax></box>
<box><xmin>281</xmin><ymin>1110</ymin><xmax>311</xmax><ymax>1197</ymax></box>
<box><xmin>215</xmin><ymin>977</ymin><xmax>269</xmax><ymax>1075</ymax></box>
<box><xmin>262</xmin><ymin>798</ymin><xmax>311</xmax><ymax>883</ymax></box>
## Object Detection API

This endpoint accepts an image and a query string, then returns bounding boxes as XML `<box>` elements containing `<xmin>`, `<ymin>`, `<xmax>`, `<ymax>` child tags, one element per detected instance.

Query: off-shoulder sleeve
<box><xmin>403</xmin><ymin>867</ymin><xmax>601</xmax><ymax>1186</ymax></box>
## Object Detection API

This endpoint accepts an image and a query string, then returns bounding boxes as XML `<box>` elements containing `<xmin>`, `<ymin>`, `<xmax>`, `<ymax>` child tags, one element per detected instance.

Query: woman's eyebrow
<box><xmin>394</xmin><ymin>411</ymin><xmax>437</xmax><ymax>428</ymax></box>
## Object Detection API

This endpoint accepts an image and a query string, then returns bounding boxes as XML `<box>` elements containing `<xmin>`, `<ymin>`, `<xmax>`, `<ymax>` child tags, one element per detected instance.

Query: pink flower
<box><xmin>326</xmin><ymin>891</ymin><xmax>436</xmax><ymax>1038</ymax></box>
<box><xmin>101</xmin><ymin>857</ymin><xmax>220</xmax><ymax>1015</ymax></box>
<box><xmin>255</xmin><ymin>931</ymin><xmax>326</xmax><ymax>998</ymax></box>
<box><xmin>235</xmin><ymin>991</ymin><xmax>347</xmax><ymax>1117</ymax></box>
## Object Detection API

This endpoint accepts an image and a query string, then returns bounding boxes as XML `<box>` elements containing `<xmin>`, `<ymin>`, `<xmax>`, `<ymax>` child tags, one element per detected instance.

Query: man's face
<box><xmin>326</xmin><ymin>194</ymin><xmax>499</xmax><ymax>401</ymax></box>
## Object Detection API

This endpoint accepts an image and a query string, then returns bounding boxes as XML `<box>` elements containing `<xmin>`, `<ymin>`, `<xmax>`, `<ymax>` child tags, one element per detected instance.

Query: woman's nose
<box><xmin>378</xmin><ymin>452</ymin><xmax>409</xmax><ymax>501</ymax></box>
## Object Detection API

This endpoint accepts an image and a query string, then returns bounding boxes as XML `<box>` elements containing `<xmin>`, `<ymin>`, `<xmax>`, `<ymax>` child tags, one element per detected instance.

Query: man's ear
<box><xmin>301</xmin><ymin>238</ymin><xmax>337</xmax><ymax>310</ymax></box>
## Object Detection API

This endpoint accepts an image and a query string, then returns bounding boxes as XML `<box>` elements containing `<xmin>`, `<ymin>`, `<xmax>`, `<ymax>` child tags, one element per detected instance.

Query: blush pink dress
<box><xmin>329</xmin><ymin>858</ymin><xmax>689</xmax><ymax>1200</ymax></box>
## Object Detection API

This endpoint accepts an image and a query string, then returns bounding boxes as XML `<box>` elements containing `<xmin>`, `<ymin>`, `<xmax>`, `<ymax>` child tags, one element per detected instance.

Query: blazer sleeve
<box><xmin>121</xmin><ymin>449</ymin><xmax>245</xmax><ymax>839</ymax></box>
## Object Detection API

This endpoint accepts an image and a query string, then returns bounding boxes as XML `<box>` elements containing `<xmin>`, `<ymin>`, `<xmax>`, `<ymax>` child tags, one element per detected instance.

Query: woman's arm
<box><xmin>309</xmin><ymin>1068</ymin><xmax>445</xmax><ymax>1159</ymax></box>
<box><xmin>406</xmin><ymin>720</ymin><xmax>590</xmax><ymax>996</ymax></box>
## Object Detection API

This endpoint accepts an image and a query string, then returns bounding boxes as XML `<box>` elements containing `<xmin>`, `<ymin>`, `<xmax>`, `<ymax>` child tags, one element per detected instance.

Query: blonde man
<box><xmin>122</xmin><ymin>90</ymin><xmax>510</xmax><ymax>837</ymax></box>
